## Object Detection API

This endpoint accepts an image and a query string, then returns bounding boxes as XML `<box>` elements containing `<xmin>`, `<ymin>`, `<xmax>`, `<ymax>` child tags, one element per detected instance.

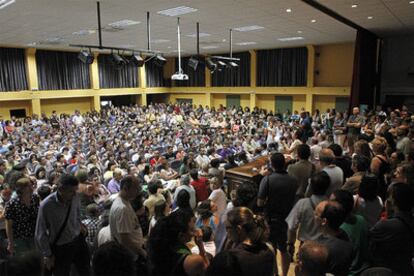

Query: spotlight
<box><xmin>216</xmin><ymin>60</ymin><xmax>227</xmax><ymax>71</ymax></box>
<box><xmin>205</xmin><ymin>57</ymin><xmax>217</xmax><ymax>73</ymax></box>
<box><xmin>78</xmin><ymin>50</ymin><xmax>94</xmax><ymax>64</ymax></box>
<box><xmin>153</xmin><ymin>55</ymin><xmax>166</xmax><ymax>67</ymax></box>
<box><xmin>188</xmin><ymin>56</ymin><xmax>199</xmax><ymax>71</ymax></box>
<box><xmin>227</xmin><ymin>61</ymin><xmax>239</xmax><ymax>68</ymax></box>
<box><xmin>130</xmin><ymin>54</ymin><xmax>144</xmax><ymax>67</ymax></box>
<box><xmin>110</xmin><ymin>53</ymin><xmax>127</xmax><ymax>68</ymax></box>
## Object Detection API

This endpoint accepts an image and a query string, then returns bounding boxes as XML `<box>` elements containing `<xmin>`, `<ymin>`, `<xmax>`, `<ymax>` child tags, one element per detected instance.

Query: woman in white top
<box><xmin>282</xmin><ymin>130</ymin><xmax>303</xmax><ymax>160</ymax></box>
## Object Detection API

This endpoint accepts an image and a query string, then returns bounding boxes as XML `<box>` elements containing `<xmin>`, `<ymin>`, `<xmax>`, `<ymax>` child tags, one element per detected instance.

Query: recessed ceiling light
<box><xmin>278</xmin><ymin>37</ymin><xmax>304</xmax><ymax>42</ymax></box>
<box><xmin>234</xmin><ymin>25</ymin><xmax>264</xmax><ymax>32</ymax></box>
<box><xmin>286</xmin><ymin>8</ymin><xmax>292</xmax><ymax>13</ymax></box>
<box><xmin>297</xmin><ymin>30</ymin><xmax>303</xmax><ymax>34</ymax></box>
<box><xmin>410</xmin><ymin>1</ymin><xmax>414</xmax><ymax>4</ymax></box>
<box><xmin>0</xmin><ymin>0</ymin><xmax>15</xmax><ymax>10</ymax></box>
<box><xmin>351</xmin><ymin>4</ymin><xmax>358</xmax><ymax>8</ymax></box>
<box><xmin>222</xmin><ymin>39</ymin><xmax>226</xmax><ymax>42</ymax></box>
<box><xmin>167</xmin><ymin>46</ymin><xmax>172</xmax><ymax>49</ymax></box>
<box><xmin>236</xmin><ymin>42</ymin><xmax>257</xmax><ymax>46</ymax></box>
<box><xmin>72</xmin><ymin>30</ymin><xmax>96</xmax><ymax>36</ymax></box>
<box><xmin>186</xmin><ymin>33</ymin><xmax>211</xmax><ymax>38</ymax></box>
<box><xmin>367</xmin><ymin>16</ymin><xmax>373</xmax><ymax>19</ymax></box>
<box><xmin>201</xmin><ymin>45</ymin><xmax>219</xmax><ymax>49</ymax></box>
<box><xmin>311</xmin><ymin>19</ymin><xmax>316</xmax><ymax>23</ymax></box>
<box><xmin>157</xmin><ymin>6</ymin><xmax>197</xmax><ymax>16</ymax></box>
<box><xmin>108</xmin><ymin>19</ymin><xmax>140</xmax><ymax>29</ymax></box>
<box><xmin>150</xmin><ymin>39</ymin><xmax>170</xmax><ymax>43</ymax></box>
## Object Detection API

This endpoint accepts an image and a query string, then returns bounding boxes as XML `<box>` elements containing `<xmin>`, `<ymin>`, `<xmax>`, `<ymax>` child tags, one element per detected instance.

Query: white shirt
<box><xmin>209</xmin><ymin>189</ymin><xmax>227</xmax><ymax>219</ymax></box>
<box><xmin>72</xmin><ymin>115</ymin><xmax>84</xmax><ymax>126</ymax></box>
<box><xmin>97</xmin><ymin>225</ymin><xmax>112</xmax><ymax>247</ymax></box>
<box><xmin>323</xmin><ymin>165</ymin><xmax>344</xmax><ymax>195</ymax></box>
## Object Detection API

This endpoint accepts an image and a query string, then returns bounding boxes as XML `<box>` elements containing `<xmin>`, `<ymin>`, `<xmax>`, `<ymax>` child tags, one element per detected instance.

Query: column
<box><xmin>249</xmin><ymin>50</ymin><xmax>257</xmax><ymax>88</ymax></box>
<box><xmin>206</xmin><ymin>92</ymin><xmax>212</xmax><ymax>107</ymax></box>
<box><xmin>205</xmin><ymin>67</ymin><xmax>211</xmax><ymax>88</ymax></box>
<box><xmin>139</xmin><ymin>64</ymin><xmax>147</xmax><ymax>89</ymax></box>
<box><xmin>250</xmin><ymin>93</ymin><xmax>256</xmax><ymax>110</ymax></box>
<box><xmin>90</xmin><ymin>52</ymin><xmax>100</xmax><ymax>90</ymax></box>
<box><xmin>93</xmin><ymin>95</ymin><xmax>100</xmax><ymax>112</ymax></box>
<box><xmin>306</xmin><ymin>93</ymin><xmax>314</xmax><ymax>113</ymax></box>
<box><xmin>141</xmin><ymin>93</ymin><xmax>147</xmax><ymax>106</ymax></box>
<box><xmin>306</xmin><ymin>45</ymin><xmax>315</xmax><ymax>88</ymax></box>
<box><xmin>31</xmin><ymin>98</ymin><xmax>41</xmax><ymax>116</ymax></box>
<box><xmin>25</xmin><ymin>48</ymin><xmax>39</xmax><ymax>91</ymax></box>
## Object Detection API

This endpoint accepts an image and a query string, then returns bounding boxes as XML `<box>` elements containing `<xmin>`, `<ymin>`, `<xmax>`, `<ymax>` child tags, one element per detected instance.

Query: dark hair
<box><xmin>148</xmin><ymin>180</ymin><xmax>162</xmax><ymax>195</ymax></box>
<box><xmin>232</xmin><ymin>183</ymin><xmax>257</xmax><ymax>208</ymax></box>
<box><xmin>92</xmin><ymin>241</ymin><xmax>136</xmax><ymax>276</ymax></box>
<box><xmin>270</xmin><ymin>152</ymin><xmax>285</xmax><ymax>171</ymax></box>
<box><xmin>331</xmin><ymin>190</ymin><xmax>354</xmax><ymax>215</ymax></box>
<box><xmin>358</xmin><ymin>174</ymin><xmax>379</xmax><ymax>201</ymax></box>
<box><xmin>35</xmin><ymin>166</ymin><xmax>46</xmax><ymax>179</ymax></box>
<box><xmin>206</xmin><ymin>251</ymin><xmax>242</xmax><ymax>276</ymax></box>
<box><xmin>131</xmin><ymin>195</ymin><xmax>144</xmax><ymax>212</ymax></box>
<box><xmin>58</xmin><ymin>174</ymin><xmax>79</xmax><ymax>189</ymax></box>
<box><xmin>310</xmin><ymin>172</ymin><xmax>330</xmax><ymax>195</ymax></box>
<box><xmin>197</xmin><ymin>200</ymin><xmax>213</xmax><ymax>221</ymax></box>
<box><xmin>389</xmin><ymin>182</ymin><xmax>414</xmax><ymax>212</ymax></box>
<box><xmin>352</xmin><ymin>155</ymin><xmax>370</xmax><ymax>172</ymax></box>
<box><xmin>226</xmin><ymin>207</ymin><xmax>267</xmax><ymax>244</ymax></box>
<box><xmin>200</xmin><ymin>225</ymin><xmax>213</xmax><ymax>242</ymax></box>
<box><xmin>120</xmin><ymin>175</ymin><xmax>140</xmax><ymax>190</ymax></box>
<box><xmin>328</xmin><ymin>144</ymin><xmax>343</xmax><ymax>157</ymax></box>
<box><xmin>190</xmin><ymin>169</ymin><xmax>199</xmax><ymax>181</ymax></box>
<box><xmin>176</xmin><ymin>189</ymin><xmax>191</xmax><ymax>210</ymax></box>
<box><xmin>297</xmin><ymin>144</ymin><xmax>311</xmax><ymax>160</ymax></box>
<box><xmin>297</xmin><ymin>241</ymin><xmax>328</xmax><ymax>276</ymax></box>
<box><xmin>153</xmin><ymin>199</ymin><xmax>167</xmax><ymax>221</ymax></box>
<box><xmin>6</xmin><ymin>250</ymin><xmax>42</xmax><ymax>276</ymax></box>
<box><xmin>321</xmin><ymin>201</ymin><xmax>347</xmax><ymax>230</ymax></box>
<box><xmin>86</xmin><ymin>203</ymin><xmax>100</xmax><ymax>217</ymax></box>
<box><xmin>37</xmin><ymin>185</ymin><xmax>51</xmax><ymax>200</ymax></box>
<box><xmin>210</xmin><ymin>158</ymin><xmax>221</xmax><ymax>169</ymax></box>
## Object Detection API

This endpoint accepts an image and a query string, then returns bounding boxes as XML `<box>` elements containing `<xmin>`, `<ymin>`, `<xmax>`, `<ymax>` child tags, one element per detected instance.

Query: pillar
<box><xmin>141</xmin><ymin>93</ymin><xmax>147</xmax><ymax>106</ymax></box>
<box><xmin>31</xmin><ymin>98</ymin><xmax>41</xmax><ymax>116</ymax></box>
<box><xmin>250</xmin><ymin>93</ymin><xmax>256</xmax><ymax>110</ymax></box>
<box><xmin>90</xmin><ymin>52</ymin><xmax>100</xmax><ymax>90</ymax></box>
<box><xmin>306</xmin><ymin>45</ymin><xmax>315</xmax><ymax>88</ymax></box>
<box><xmin>139</xmin><ymin>65</ymin><xmax>147</xmax><ymax>89</ymax></box>
<box><xmin>249</xmin><ymin>50</ymin><xmax>257</xmax><ymax>88</ymax></box>
<box><xmin>93</xmin><ymin>95</ymin><xmax>100</xmax><ymax>112</ymax></box>
<box><xmin>25</xmin><ymin>48</ymin><xmax>39</xmax><ymax>91</ymax></box>
<box><xmin>306</xmin><ymin>93</ymin><xmax>314</xmax><ymax>113</ymax></box>
<box><xmin>206</xmin><ymin>92</ymin><xmax>213</xmax><ymax>108</ymax></box>
<box><xmin>205</xmin><ymin>67</ymin><xmax>211</xmax><ymax>88</ymax></box>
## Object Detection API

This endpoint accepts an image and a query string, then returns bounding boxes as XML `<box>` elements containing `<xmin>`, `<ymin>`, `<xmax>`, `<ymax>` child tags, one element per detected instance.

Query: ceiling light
<box><xmin>351</xmin><ymin>4</ymin><xmax>358</xmax><ymax>8</ymax></box>
<box><xmin>278</xmin><ymin>36</ymin><xmax>304</xmax><ymax>41</ymax></box>
<box><xmin>367</xmin><ymin>16</ymin><xmax>373</xmax><ymax>19</ymax></box>
<box><xmin>110</xmin><ymin>53</ymin><xmax>127</xmax><ymax>68</ymax></box>
<box><xmin>72</xmin><ymin>30</ymin><xmax>96</xmax><ymax>36</ymax></box>
<box><xmin>130</xmin><ymin>54</ymin><xmax>144</xmax><ymax>67</ymax></box>
<box><xmin>186</xmin><ymin>33</ymin><xmax>211</xmax><ymax>38</ymax></box>
<box><xmin>157</xmin><ymin>6</ymin><xmax>197</xmax><ymax>16</ymax></box>
<box><xmin>236</xmin><ymin>42</ymin><xmax>257</xmax><ymax>46</ymax></box>
<box><xmin>297</xmin><ymin>30</ymin><xmax>303</xmax><ymax>34</ymax></box>
<box><xmin>286</xmin><ymin>8</ymin><xmax>292</xmax><ymax>13</ymax></box>
<box><xmin>108</xmin><ymin>19</ymin><xmax>140</xmax><ymax>29</ymax></box>
<box><xmin>0</xmin><ymin>0</ymin><xmax>15</xmax><ymax>9</ymax></box>
<box><xmin>228</xmin><ymin>61</ymin><xmax>239</xmax><ymax>67</ymax></box>
<box><xmin>409</xmin><ymin>1</ymin><xmax>414</xmax><ymax>3</ymax></box>
<box><xmin>202</xmin><ymin>45</ymin><xmax>219</xmax><ymax>49</ymax></box>
<box><xmin>206</xmin><ymin>58</ymin><xmax>217</xmax><ymax>73</ymax></box>
<box><xmin>234</xmin><ymin>25</ymin><xmax>264</xmax><ymax>32</ymax></box>
<box><xmin>188</xmin><ymin>56</ymin><xmax>200</xmax><ymax>71</ymax></box>
<box><xmin>153</xmin><ymin>55</ymin><xmax>166</xmax><ymax>67</ymax></box>
<box><xmin>78</xmin><ymin>50</ymin><xmax>94</xmax><ymax>64</ymax></box>
<box><xmin>311</xmin><ymin>19</ymin><xmax>316</xmax><ymax>23</ymax></box>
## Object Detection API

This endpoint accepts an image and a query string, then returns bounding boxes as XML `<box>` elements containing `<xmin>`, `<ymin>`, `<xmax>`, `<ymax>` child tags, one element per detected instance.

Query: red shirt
<box><xmin>191</xmin><ymin>177</ymin><xmax>209</xmax><ymax>203</ymax></box>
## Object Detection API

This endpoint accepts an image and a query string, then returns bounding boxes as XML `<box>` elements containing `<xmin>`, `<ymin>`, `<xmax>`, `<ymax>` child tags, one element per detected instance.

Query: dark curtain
<box><xmin>98</xmin><ymin>54</ymin><xmax>138</xmax><ymax>89</ymax></box>
<box><xmin>212</xmin><ymin>52</ymin><xmax>250</xmax><ymax>87</ymax></box>
<box><xmin>349</xmin><ymin>30</ymin><xmax>379</xmax><ymax>110</ymax></box>
<box><xmin>173</xmin><ymin>56</ymin><xmax>206</xmax><ymax>87</ymax></box>
<box><xmin>146</xmin><ymin>60</ymin><xmax>167</xmax><ymax>87</ymax></box>
<box><xmin>257</xmin><ymin>47</ymin><xmax>307</xmax><ymax>86</ymax></box>
<box><xmin>0</xmin><ymin>48</ymin><xmax>28</xmax><ymax>91</ymax></box>
<box><xmin>36</xmin><ymin>50</ymin><xmax>90</xmax><ymax>90</ymax></box>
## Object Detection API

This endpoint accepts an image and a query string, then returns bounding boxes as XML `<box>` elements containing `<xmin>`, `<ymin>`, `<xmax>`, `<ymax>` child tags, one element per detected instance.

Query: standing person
<box><xmin>257</xmin><ymin>153</ymin><xmax>298</xmax><ymax>276</ymax></box>
<box><xmin>35</xmin><ymin>174</ymin><xmax>90</xmax><ymax>276</ymax></box>
<box><xmin>333</xmin><ymin>112</ymin><xmax>346</xmax><ymax>149</ymax></box>
<box><xmin>346</xmin><ymin>107</ymin><xmax>364</xmax><ymax>155</ymax></box>
<box><xmin>320</xmin><ymin>148</ymin><xmax>344</xmax><ymax>196</ymax></box>
<box><xmin>295</xmin><ymin>241</ymin><xmax>329</xmax><ymax>276</ymax></box>
<box><xmin>287</xmin><ymin>144</ymin><xmax>314</xmax><ymax>199</ymax></box>
<box><xmin>109</xmin><ymin>176</ymin><xmax>146</xmax><ymax>262</ymax></box>
<box><xmin>5</xmin><ymin>178</ymin><xmax>39</xmax><ymax>256</ymax></box>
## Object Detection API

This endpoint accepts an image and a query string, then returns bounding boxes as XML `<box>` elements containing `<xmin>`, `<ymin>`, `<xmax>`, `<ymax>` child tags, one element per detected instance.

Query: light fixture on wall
<box><xmin>78</xmin><ymin>49</ymin><xmax>94</xmax><ymax>64</ymax></box>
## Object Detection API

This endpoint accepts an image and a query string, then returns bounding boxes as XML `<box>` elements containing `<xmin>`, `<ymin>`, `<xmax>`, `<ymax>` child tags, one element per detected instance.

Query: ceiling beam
<box><xmin>301</xmin><ymin>0</ymin><xmax>379</xmax><ymax>38</ymax></box>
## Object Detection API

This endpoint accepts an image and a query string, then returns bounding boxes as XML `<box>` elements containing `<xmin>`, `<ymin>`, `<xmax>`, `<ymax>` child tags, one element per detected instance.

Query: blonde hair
<box><xmin>371</xmin><ymin>137</ymin><xmax>388</xmax><ymax>155</ymax></box>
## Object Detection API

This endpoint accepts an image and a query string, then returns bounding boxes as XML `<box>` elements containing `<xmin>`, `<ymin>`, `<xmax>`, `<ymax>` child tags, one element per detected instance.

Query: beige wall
<box><xmin>0</xmin><ymin>100</ymin><xmax>32</xmax><ymax>120</ymax></box>
<box><xmin>41</xmin><ymin>97</ymin><xmax>93</xmax><ymax>115</ymax></box>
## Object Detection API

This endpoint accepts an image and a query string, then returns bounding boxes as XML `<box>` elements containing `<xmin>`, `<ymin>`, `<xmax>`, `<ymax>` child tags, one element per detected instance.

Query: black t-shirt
<box><xmin>230</xmin><ymin>243</ymin><xmax>275</xmax><ymax>276</ymax></box>
<box><xmin>317</xmin><ymin>230</ymin><xmax>353</xmax><ymax>276</ymax></box>
<box><xmin>258</xmin><ymin>172</ymin><xmax>298</xmax><ymax>220</ymax></box>
<box><xmin>333</xmin><ymin>156</ymin><xmax>353</xmax><ymax>183</ymax></box>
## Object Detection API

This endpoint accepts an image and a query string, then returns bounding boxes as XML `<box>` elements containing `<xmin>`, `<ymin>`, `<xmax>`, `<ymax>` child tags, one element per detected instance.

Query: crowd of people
<box><xmin>0</xmin><ymin>102</ymin><xmax>413</xmax><ymax>276</ymax></box>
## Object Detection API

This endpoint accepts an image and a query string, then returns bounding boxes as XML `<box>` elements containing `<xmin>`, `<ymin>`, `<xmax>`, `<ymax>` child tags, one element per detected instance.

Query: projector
<box><xmin>171</xmin><ymin>73</ymin><xmax>189</xmax><ymax>81</ymax></box>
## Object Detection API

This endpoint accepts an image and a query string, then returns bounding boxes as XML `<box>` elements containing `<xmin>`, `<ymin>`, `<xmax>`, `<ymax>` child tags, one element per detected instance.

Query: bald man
<box><xmin>295</xmin><ymin>240</ymin><xmax>329</xmax><ymax>276</ymax></box>
<box><xmin>319</xmin><ymin>148</ymin><xmax>343</xmax><ymax>196</ymax></box>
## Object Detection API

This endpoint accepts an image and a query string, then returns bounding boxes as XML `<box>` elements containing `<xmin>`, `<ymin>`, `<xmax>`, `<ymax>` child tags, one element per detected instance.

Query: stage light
<box><xmin>153</xmin><ymin>55</ymin><xmax>167</xmax><ymax>67</ymax></box>
<box><xmin>110</xmin><ymin>53</ymin><xmax>127</xmax><ymax>68</ymax></box>
<box><xmin>227</xmin><ymin>61</ymin><xmax>239</xmax><ymax>68</ymax></box>
<box><xmin>205</xmin><ymin>57</ymin><xmax>217</xmax><ymax>73</ymax></box>
<box><xmin>78</xmin><ymin>50</ymin><xmax>94</xmax><ymax>64</ymax></box>
<box><xmin>188</xmin><ymin>56</ymin><xmax>199</xmax><ymax>71</ymax></box>
<box><xmin>130</xmin><ymin>54</ymin><xmax>144</xmax><ymax>67</ymax></box>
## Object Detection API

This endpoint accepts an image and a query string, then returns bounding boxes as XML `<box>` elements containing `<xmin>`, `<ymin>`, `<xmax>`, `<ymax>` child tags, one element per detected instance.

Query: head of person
<box><xmin>153</xmin><ymin>198</ymin><xmax>169</xmax><ymax>220</ymax></box>
<box><xmin>226</xmin><ymin>207</ymin><xmax>267</xmax><ymax>245</ymax></box>
<box><xmin>310</xmin><ymin>171</ymin><xmax>330</xmax><ymax>196</ymax></box>
<box><xmin>295</xmin><ymin>241</ymin><xmax>329</xmax><ymax>276</ymax></box>
<box><xmin>314</xmin><ymin>201</ymin><xmax>346</xmax><ymax>232</ymax></box>
<box><xmin>209</xmin><ymin>177</ymin><xmax>221</xmax><ymax>191</ymax></box>
<box><xmin>351</xmin><ymin>155</ymin><xmax>370</xmax><ymax>173</ymax></box>
<box><xmin>86</xmin><ymin>203</ymin><xmax>100</xmax><ymax>218</ymax></box>
<box><xmin>353</xmin><ymin>107</ymin><xmax>360</xmax><ymax>116</ymax></box>
<box><xmin>180</xmin><ymin>174</ymin><xmax>190</xmax><ymax>186</ymax></box>
<box><xmin>75</xmin><ymin>169</ymin><xmax>88</xmax><ymax>183</ymax></box>
<box><xmin>371</xmin><ymin>137</ymin><xmax>388</xmax><ymax>155</ymax></box>
<box><xmin>388</xmin><ymin>182</ymin><xmax>414</xmax><ymax>213</ymax></box>
<box><xmin>210</xmin><ymin>158</ymin><xmax>221</xmax><ymax>169</ymax></box>
<box><xmin>197</xmin><ymin>199</ymin><xmax>217</xmax><ymax>220</ymax></box>
<box><xmin>297</xmin><ymin>144</ymin><xmax>311</xmax><ymax>161</ymax></box>
<box><xmin>330</xmin><ymin>190</ymin><xmax>354</xmax><ymax>217</ymax></box>
<box><xmin>176</xmin><ymin>189</ymin><xmax>191</xmax><ymax>210</ymax></box>
<box><xmin>232</xmin><ymin>182</ymin><xmax>257</xmax><ymax>209</ymax></box>
<box><xmin>120</xmin><ymin>175</ymin><xmax>142</xmax><ymax>201</ymax></box>
<box><xmin>148</xmin><ymin>180</ymin><xmax>162</xmax><ymax>195</ymax></box>
<box><xmin>57</xmin><ymin>174</ymin><xmax>79</xmax><ymax>203</ymax></box>
<box><xmin>319</xmin><ymin>148</ymin><xmax>335</xmax><ymax>166</ymax></box>
<box><xmin>113</xmin><ymin>168</ymin><xmax>123</xmax><ymax>181</ymax></box>
<box><xmin>328</xmin><ymin>144</ymin><xmax>343</xmax><ymax>157</ymax></box>
<box><xmin>190</xmin><ymin>169</ymin><xmax>199</xmax><ymax>181</ymax></box>
<box><xmin>270</xmin><ymin>152</ymin><xmax>285</xmax><ymax>172</ymax></box>
<box><xmin>358</xmin><ymin>174</ymin><xmax>379</xmax><ymax>201</ymax></box>
<box><xmin>92</xmin><ymin>241</ymin><xmax>136</xmax><ymax>276</ymax></box>
<box><xmin>37</xmin><ymin>185</ymin><xmax>51</xmax><ymax>201</ymax></box>
<box><xmin>15</xmin><ymin>177</ymin><xmax>33</xmax><ymax>198</ymax></box>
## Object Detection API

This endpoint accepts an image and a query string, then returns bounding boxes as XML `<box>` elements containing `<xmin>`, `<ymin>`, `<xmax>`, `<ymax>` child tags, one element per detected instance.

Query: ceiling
<box><xmin>0</xmin><ymin>0</ymin><xmax>412</xmax><ymax>56</ymax></box>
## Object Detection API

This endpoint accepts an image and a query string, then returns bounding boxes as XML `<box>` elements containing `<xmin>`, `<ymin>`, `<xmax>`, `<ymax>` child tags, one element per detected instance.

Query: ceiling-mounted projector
<box><xmin>172</xmin><ymin>73</ymin><xmax>189</xmax><ymax>80</ymax></box>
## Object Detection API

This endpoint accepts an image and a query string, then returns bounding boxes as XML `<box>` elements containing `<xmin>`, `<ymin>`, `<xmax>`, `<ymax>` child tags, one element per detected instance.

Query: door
<box><xmin>275</xmin><ymin>96</ymin><xmax>293</xmax><ymax>114</ymax></box>
<box><xmin>226</xmin><ymin>95</ymin><xmax>241</xmax><ymax>109</ymax></box>
<box><xmin>335</xmin><ymin>97</ymin><xmax>349</xmax><ymax>113</ymax></box>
